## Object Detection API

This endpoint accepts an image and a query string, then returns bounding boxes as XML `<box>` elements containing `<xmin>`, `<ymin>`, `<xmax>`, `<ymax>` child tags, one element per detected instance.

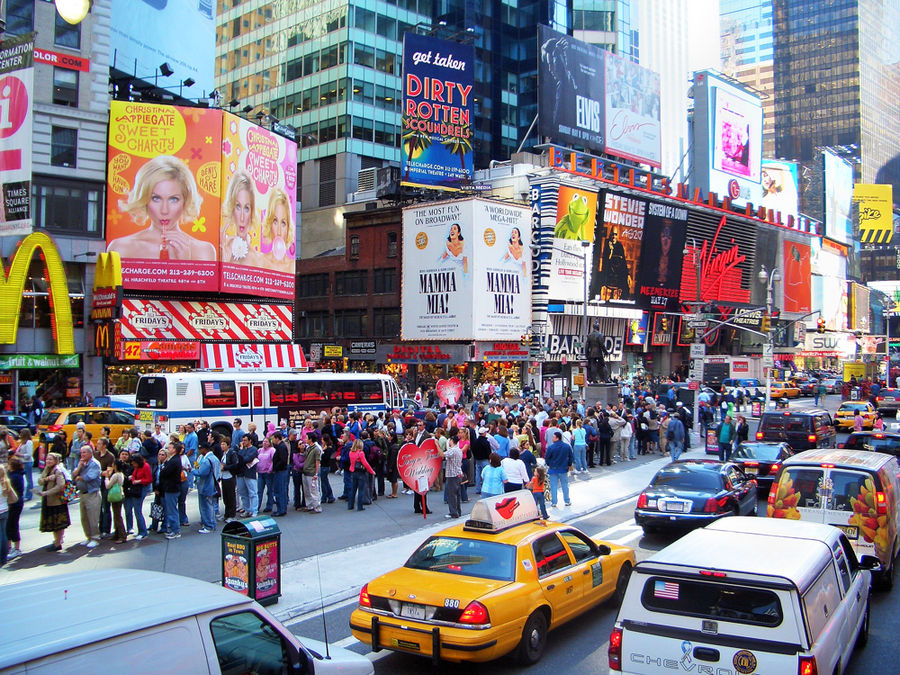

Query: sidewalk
<box><xmin>270</xmin><ymin>434</ymin><xmax>707</xmax><ymax>622</ymax></box>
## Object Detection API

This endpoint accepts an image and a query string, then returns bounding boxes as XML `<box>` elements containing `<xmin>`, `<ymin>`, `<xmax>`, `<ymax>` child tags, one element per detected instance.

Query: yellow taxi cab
<box><xmin>834</xmin><ymin>401</ymin><xmax>877</xmax><ymax>430</ymax></box>
<box><xmin>349</xmin><ymin>491</ymin><xmax>635</xmax><ymax>665</ymax></box>
<box><xmin>769</xmin><ymin>381</ymin><xmax>800</xmax><ymax>398</ymax></box>
<box><xmin>37</xmin><ymin>407</ymin><xmax>136</xmax><ymax>449</ymax></box>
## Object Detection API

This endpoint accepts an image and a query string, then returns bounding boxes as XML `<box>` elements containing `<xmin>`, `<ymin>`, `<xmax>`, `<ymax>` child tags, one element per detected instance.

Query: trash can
<box><xmin>221</xmin><ymin>516</ymin><xmax>281</xmax><ymax>606</ymax></box>
<box><xmin>851</xmin><ymin>387</ymin><xmax>860</xmax><ymax>401</ymax></box>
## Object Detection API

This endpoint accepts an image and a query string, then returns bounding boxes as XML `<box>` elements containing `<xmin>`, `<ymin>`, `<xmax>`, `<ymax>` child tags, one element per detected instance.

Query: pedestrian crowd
<box><xmin>1</xmin><ymin>377</ymin><xmax>708</xmax><ymax>565</ymax></box>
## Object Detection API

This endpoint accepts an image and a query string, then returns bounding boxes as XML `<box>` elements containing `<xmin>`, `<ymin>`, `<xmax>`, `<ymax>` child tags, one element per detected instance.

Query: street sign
<box><xmin>763</xmin><ymin>356</ymin><xmax>774</xmax><ymax>368</ymax></box>
<box><xmin>795</xmin><ymin>322</ymin><xmax>807</xmax><ymax>343</ymax></box>
<box><xmin>690</xmin><ymin>343</ymin><xmax>706</xmax><ymax>359</ymax></box>
<box><xmin>689</xmin><ymin>358</ymin><xmax>704</xmax><ymax>382</ymax></box>
<box><xmin>688</xmin><ymin>381</ymin><xmax>699</xmax><ymax>390</ymax></box>
<box><xmin>762</xmin><ymin>343</ymin><xmax>773</xmax><ymax>359</ymax></box>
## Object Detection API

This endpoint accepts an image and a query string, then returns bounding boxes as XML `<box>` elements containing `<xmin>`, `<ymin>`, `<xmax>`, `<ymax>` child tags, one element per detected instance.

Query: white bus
<box><xmin>135</xmin><ymin>371</ymin><xmax>403</xmax><ymax>440</ymax></box>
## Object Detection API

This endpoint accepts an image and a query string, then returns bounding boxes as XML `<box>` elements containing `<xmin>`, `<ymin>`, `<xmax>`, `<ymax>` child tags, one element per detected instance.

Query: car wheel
<box><xmin>612</xmin><ymin>562</ymin><xmax>633</xmax><ymax>606</ymax></box>
<box><xmin>855</xmin><ymin>598</ymin><xmax>869</xmax><ymax>649</ymax></box>
<box><xmin>516</xmin><ymin>610</ymin><xmax>549</xmax><ymax>665</ymax></box>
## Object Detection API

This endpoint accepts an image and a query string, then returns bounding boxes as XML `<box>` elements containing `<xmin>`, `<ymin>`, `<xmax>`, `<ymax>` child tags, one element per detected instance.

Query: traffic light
<box><xmin>817</xmin><ymin>317</ymin><xmax>826</xmax><ymax>334</ymax></box>
<box><xmin>761</xmin><ymin>315</ymin><xmax>771</xmax><ymax>333</ymax></box>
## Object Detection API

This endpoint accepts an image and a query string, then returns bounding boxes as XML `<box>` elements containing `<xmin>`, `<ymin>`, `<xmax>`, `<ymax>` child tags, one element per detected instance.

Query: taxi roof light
<box><xmin>464</xmin><ymin>490</ymin><xmax>540</xmax><ymax>533</ymax></box>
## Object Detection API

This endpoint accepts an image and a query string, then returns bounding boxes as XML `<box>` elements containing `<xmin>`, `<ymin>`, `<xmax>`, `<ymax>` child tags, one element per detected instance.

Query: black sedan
<box><xmin>634</xmin><ymin>460</ymin><xmax>757</xmax><ymax>535</ymax></box>
<box><xmin>841</xmin><ymin>431</ymin><xmax>900</xmax><ymax>458</ymax></box>
<box><xmin>874</xmin><ymin>388</ymin><xmax>900</xmax><ymax>416</ymax></box>
<box><xmin>731</xmin><ymin>441</ymin><xmax>794</xmax><ymax>493</ymax></box>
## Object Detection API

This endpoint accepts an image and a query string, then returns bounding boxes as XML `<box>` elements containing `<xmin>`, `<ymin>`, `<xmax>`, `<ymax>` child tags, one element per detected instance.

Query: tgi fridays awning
<box><xmin>200</xmin><ymin>344</ymin><xmax>308</xmax><ymax>371</ymax></box>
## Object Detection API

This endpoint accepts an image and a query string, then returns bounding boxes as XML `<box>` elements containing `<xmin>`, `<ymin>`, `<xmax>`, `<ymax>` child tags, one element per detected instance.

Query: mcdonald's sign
<box><xmin>0</xmin><ymin>232</ymin><xmax>74</xmax><ymax>354</ymax></box>
<box><xmin>91</xmin><ymin>252</ymin><xmax>123</xmax><ymax>320</ymax></box>
<box><xmin>94</xmin><ymin>321</ymin><xmax>120</xmax><ymax>358</ymax></box>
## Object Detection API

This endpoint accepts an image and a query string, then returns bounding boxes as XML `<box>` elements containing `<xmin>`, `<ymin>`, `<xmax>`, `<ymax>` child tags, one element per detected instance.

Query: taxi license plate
<box><xmin>744</xmin><ymin>466</ymin><xmax>758</xmax><ymax>475</ymax></box>
<box><xmin>138</xmin><ymin>410</ymin><xmax>153</xmax><ymax>422</ymax></box>
<box><xmin>832</xmin><ymin>524</ymin><xmax>859</xmax><ymax>540</ymax></box>
<box><xmin>663</xmin><ymin>501</ymin><xmax>686</xmax><ymax>513</ymax></box>
<box><xmin>400</xmin><ymin>603</ymin><xmax>426</xmax><ymax>620</ymax></box>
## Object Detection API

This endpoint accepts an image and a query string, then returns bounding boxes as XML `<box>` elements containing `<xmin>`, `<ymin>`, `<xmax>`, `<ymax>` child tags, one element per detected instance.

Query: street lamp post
<box><xmin>886</xmin><ymin>305</ymin><xmax>892</xmax><ymax>388</ymax></box>
<box><xmin>758</xmin><ymin>265</ymin><xmax>782</xmax><ymax>412</ymax></box>
<box><xmin>548</xmin><ymin>243</ymin><xmax>592</xmax><ymax>387</ymax></box>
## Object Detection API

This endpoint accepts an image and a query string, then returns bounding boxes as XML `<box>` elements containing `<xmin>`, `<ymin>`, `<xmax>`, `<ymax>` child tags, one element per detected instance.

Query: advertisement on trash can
<box><xmin>223</xmin><ymin>540</ymin><xmax>250</xmax><ymax>594</ymax></box>
<box><xmin>255</xmin><ymin>539</ymin><xmax>280</xmax><ymax>600</ymax></box>
<box><xmin>706</xmin><ymin>429</ymin><xmax>718</xmax><ymax>454</ymax></box>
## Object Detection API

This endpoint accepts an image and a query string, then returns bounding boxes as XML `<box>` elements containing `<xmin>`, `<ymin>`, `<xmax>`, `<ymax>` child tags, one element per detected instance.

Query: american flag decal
<box><xmin>203</xmin><ymin>382</ymin><xmax>221</xmax><ymax>396</ymax></box>
<box><xmin>654</xmin><ymin>580</ymin><xmax>679</xmax><ymax>600</ymax></box>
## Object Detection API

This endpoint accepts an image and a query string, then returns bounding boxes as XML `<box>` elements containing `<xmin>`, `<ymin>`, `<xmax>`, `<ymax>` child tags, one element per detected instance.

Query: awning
<box><xmin>200</xmin><ymin>344</ymin><xmax>307</xmax><ymax>371</ymax></box>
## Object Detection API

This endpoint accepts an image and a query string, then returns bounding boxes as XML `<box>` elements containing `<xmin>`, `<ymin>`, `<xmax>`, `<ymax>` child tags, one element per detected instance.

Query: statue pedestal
<box><xmin>585</xmin><ymin>383</ymin><xmax>618</xmax><ymax>407</ymax></box>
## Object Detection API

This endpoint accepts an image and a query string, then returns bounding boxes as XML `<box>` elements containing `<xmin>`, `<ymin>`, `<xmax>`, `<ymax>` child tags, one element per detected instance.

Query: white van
<box><xmin>0</xmin><ymin>569</ymin><xmax>373</xmax><ymax>675</ymax></box>
<box><xmin>609</xmin><ymin>517</ymin><xmax>876</xmax><ymax>675</ymax></box>
<box><xmin>768</xmin><ymin>448</ymin><xmax>900</xmax><ymax>589</ymax></box>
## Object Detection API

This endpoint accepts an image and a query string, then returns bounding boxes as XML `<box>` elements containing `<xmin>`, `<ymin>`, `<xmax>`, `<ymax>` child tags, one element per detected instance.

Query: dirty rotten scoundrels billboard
<box><xmin>401</xmin><ymin>33</ymin><xmax>474</xmax><ymax>191</ymax></box>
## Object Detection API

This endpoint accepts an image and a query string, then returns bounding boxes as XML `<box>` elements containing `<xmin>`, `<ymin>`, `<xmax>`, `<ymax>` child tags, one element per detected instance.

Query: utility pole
<box><xmin>759</xmin><ymin>266</ymin><xmax>782</xmax><ymax>412</ymax></box>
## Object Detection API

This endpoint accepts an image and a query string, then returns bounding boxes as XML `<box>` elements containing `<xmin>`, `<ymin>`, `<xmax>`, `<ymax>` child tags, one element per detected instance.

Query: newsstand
<box><xmin>221</xmin><ymin>517</ymin><xmax>281</xmax><ymax>606</ymax></box>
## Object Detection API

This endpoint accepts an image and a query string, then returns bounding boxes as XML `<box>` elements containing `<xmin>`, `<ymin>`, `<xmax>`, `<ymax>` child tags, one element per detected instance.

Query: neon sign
<box><xmin>0</xmin><ymin>232</ymin><xmax>74</xmax><ymax>354</ymax></box>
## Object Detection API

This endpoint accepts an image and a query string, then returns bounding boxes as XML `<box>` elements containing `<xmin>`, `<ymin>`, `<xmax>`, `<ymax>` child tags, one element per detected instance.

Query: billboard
<box><xmin>782</xmin><ymin>239</ymin><xmax>811</xmax><ymax>313</ymax></box>
<box><xmin>401</xmin><ymin>198</ymin><xmax>531</xmax><ymax>340</ymax></box>
<box><xmin>760</xmin><ymin>159</ymin><xmax>799</xmax><ymax>221</ymax></box>
<box><xmin>548</xmin><ymin>185</ymin><xmax>598</xmax><ymax>300</ymax></box>
<box><xmin>853</xmin><ymin>183</ymin><xmax>893</xmax><ymax>245</ymax></box>
<box><xmin>106</xmin><ymin>102</ymin><xmax>222</xmax><ymax>292</ymax></box>
<box><xmin>604</xmin><ymin>50</ymin><xmax>662</xmax><ymax>168</ymax></box>
<box><xmin>537</xmin><ymin>26</ymin><xmax>605</xmax><ymax>154</ymax></box>
<box><xmin>690</xmin><ymin>71</ymin><xmax>763</xmax><ymax>206</ymax></box>
<box><xmin>0</xmin><ymin>33</ymin><xmax>34</xmax><ymax>237</ymax></box>
<box><xmin>110</xmin><ymin>0</ymin><xmax>215</xmax><ymax>95</ymax></box>
<box><xmin>823</xmin><ymin>149</ymin><xmax>854</xmax><ymax>245</ymax></box>
<box><xmin>636</xmin><ymin>201</ymin><xmax>688</xmax><ymax>310</ymax></box>
<box><xmin>220</xmin><ymin>112</ymin><xmax>298</xmax><ymax>299</ymax></box>
<box><xmin>589</xmin><ymin>191</ymin><xmax>645</xmax><ymax>305</ymax></box>
<box><xmin>849</xmin><ymin>282</ymin><xmax>870</xmax><ymax>332</ymax></box>
<box><xmin>401</xmin><ymin>32</ymin><xmax>474</xmax><ymax>190</ymax></box>
<box><xmin>679</xmin><ymin>211</ymin><xmax>756</xmax><ymax>306</ymax></box>
<box><xmin>120</xmin><ymin>299</ymin><xmax>293</xmax><ymax>342</ymax></box>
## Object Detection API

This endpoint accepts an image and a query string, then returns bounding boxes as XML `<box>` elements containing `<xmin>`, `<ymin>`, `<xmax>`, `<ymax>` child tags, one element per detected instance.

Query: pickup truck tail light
<box><xmin>798</xmin><ymin>655</ymin><xmax>818</xmax><ymax>675</ymax></box>
<box><xmin>608</xmin><ymin>627</ymin><xmax>623</xmax><ymax>671</ymax></box>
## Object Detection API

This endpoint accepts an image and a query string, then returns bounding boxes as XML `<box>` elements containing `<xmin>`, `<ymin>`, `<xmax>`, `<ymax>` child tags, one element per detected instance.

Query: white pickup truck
<box><xmin>609</xmin><ymin>517</ymin><xmax>877</xmax><ymax>675</ymax></box>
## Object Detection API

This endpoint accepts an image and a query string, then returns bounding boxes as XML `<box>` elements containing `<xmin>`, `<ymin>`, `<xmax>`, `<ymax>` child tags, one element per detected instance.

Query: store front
<box><xmin>0</xmin><ymin>354</ymin><xmax>82</xmax><ymax>409</ymax></box>
<box><xmin>375</xmin><ymin>343</ymin><xmax>471</xmax><ymax>396</ymax></box>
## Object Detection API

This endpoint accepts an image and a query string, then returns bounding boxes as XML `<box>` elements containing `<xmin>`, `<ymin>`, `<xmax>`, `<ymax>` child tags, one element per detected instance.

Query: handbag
<box><xmin>150</xmin><ymin>500</ymin><xmax>165</xmax><ymax>521</ymax></box>
<box><xmin>60</xmin><ymin>479</ymin><xmax>77</xmax><ymax>504</ymax></box>
<box><xmin>107</xmin><ymin>481</ymin><xmax>124</xmax><ymax>503</ymax></box>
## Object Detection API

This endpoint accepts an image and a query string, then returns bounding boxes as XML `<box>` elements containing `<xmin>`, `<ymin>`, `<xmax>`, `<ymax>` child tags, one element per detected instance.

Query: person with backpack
<box><xmin>346</xmin><ymin>439</ymin><xmax>375</xmax><ymax>512</ymax></box>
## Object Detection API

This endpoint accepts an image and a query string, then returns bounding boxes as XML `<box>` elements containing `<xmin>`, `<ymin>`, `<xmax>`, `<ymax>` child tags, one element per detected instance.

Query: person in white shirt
<box><xmin>153</xmin><ymin>424</ymin><xmax>169</xmax><ymax>448</ymax></box>
<box><xmin>500</xmin><ymin>448</ymin><xmax>530</xmax><ymax>491</ymax></box>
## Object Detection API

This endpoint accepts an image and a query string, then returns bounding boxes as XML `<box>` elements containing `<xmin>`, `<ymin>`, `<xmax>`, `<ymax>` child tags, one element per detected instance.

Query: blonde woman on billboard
<box><xmin>439</xmin><ymin>223</ymin><xmax>467</xmax><ymax>274</ymax></box>
<box><xmin>221</xmin><ymin>170</ymin><xmax>262</xmax><ymax>266</ymax></box>
<box><xmin>108</xmin><ymin>155</ymin><xmax>216</xmax><ymax>261</ymax></box>
<box><xmin>261</xmin><ymin>187</ymin><xmax>295</xmax><ymax>274</ymax></box>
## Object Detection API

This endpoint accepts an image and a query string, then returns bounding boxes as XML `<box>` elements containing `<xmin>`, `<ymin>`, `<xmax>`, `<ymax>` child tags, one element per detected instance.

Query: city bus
<box><xmin>134</xmin><ymin>371</ymin><xmax>403</xmax><ymax>441</ymax></box>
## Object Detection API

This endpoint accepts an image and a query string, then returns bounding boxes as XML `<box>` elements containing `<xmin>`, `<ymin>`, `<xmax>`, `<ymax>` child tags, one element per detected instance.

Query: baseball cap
<box><xmin>676</xmin><ymin>401</ymin><xmax>683</xmax><ymax>407</ymax></box>
<box><xmin>76</xmin><ymin>421</ymin><xmax>86</xmax><ymax>429</ymax></box>
<box><xmin>477</xmin><ymin>426</ymin><xmax>489</xmax><ymax>435</ymax></box>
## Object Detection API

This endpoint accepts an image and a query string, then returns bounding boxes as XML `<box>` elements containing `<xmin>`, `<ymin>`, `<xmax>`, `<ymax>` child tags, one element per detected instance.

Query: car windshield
<box><xmin>405</xmin><ymin>536</ymin><xmax>517</xmax><ymax>581</ymax></box>
<box><xmin>650</xmin><ymin>466</ymin><xmax>722</xmax><ymax>491</ymax></box>
<box><xmin>39</xmin><ymin>411</ymin><xmax>60</xmax><ymax>425</ymax></box>
<box><xmin>839</xmin><ymin>404</ymin><xmax>869</xmax><ymax>412</ymax></box>
<box><xmin>734</xmin><ymin>443</ymin><xmax>783</xmax><ymax>461</ymax></box>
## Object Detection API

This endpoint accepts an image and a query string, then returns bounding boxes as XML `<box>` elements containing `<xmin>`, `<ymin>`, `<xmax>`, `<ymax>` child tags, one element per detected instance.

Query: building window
<box><xmin>373</xmin><ymin>268</ymin><xmax>396</xmax><ymax>294</ymax></box>
<box><xmin>387</xmin><ymin>231</ymin><xmax>398</xmax><ymax>257</ymax></box>
<box><xmin>373</xmin><ymin>309</ymin><xmax>400</xmax><ymax>337</ymax></box>
<box><xmin>334</xmin><ymin>310</ymin><xmax>367</xmax><ymax>336</ymax></box>
<box><xmin>54</xmin><ymin>11</ymin><xmax>82</xmax><ymax>49</ymax></box>
<box><xmin>32</xmin><ymin>176</ymin><xmax>103</xmax><ymax>236</ymax></box>
<box><xmin>296</xmin><ymin>273</ymin><xmax>329</xmax><ymax>297</ymax></box>
<box><xmin>334</xmin><ymin>270</ymin><xmax>366</xmax><ymax>295</ymax></box>
<box><xmin>5</xmin><ymin>0</ymin><xmax>34</xmax><ymax>35</ymax></box>
<box><xmin>296</xmin><ymin>310</ymin><xmax>329</xmax><ymax>337</ymax></box>
<box><xmin>50</xmin><ymin>127</ymin><xmax>77</xmax><ymax>168</ymax></box>
<box><xmin>20</xmin><ymin>259</ymin><xmax>85</xmax><ymax>330</ymax></box>
<box><xmin>349</xmin><ymin>234</ymin><xmax>360</xmax><ymax>260</ymax></box>
<box><xmin>52</xmin><ymin>68</ymin><xmax>78</xmax><ymax>107</ymax></box>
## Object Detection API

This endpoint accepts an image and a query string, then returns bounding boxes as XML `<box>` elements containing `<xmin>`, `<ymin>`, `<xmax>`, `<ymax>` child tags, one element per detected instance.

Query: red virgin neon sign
<box><xmin>680</xmin><ymin>215</ymin><xmax>750</xmax><ymax>304</ymax></box>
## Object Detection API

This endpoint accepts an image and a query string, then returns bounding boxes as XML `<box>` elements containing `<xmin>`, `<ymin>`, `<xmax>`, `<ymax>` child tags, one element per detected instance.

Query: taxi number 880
<box><xmin>444</xmin><ymin>599</ymin><xmax>460</xmax><ymax>609</ymax></box>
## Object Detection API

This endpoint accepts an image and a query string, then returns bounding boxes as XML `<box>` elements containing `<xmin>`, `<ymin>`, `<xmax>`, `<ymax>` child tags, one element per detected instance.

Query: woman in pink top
<box><xmin>347</xmin><ymin>439</ymin><xmax>374</xmax><ymax>511</ymax></box>
<box><xmin>458</xmin><ymin>427</ymin><xmax>471</xmax><ymax>503</ymax></box>
<box><xmin>257</xmin><ymin>437</ymin><xmax>276</xmax><ymax>513</ymax></box>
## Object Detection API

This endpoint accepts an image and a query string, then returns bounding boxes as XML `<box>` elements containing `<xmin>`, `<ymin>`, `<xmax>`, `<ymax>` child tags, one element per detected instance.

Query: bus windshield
<box><xmin>135</xmin><ymin>376</ymin><xmax>167</xmax><ymax>409</ymax></box>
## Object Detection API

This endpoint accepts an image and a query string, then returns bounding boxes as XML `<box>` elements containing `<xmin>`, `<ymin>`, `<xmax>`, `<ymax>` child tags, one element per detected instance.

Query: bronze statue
<box><xmin>586</xmin><ymin>321</ymin><xmax>609</xmax><ymax>383</ymax></box>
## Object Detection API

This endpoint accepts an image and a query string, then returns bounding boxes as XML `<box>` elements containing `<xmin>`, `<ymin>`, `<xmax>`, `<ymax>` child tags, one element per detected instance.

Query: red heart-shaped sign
<box><xmin>397</xmin><ymin>439</ymin><xmax>442</xmax><ymax>495</ymax></box>
<box><xmin>436</xmin><ymin>377</ymin><xmax>463</xmax><ymax>405</ymax></box>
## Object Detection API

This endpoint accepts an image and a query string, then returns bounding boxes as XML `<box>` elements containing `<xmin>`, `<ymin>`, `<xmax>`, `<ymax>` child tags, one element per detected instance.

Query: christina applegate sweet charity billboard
<box><xmin>401</xmin><ymin>199</ymin><xmax>531</xmax><ymax>341</ymax></box>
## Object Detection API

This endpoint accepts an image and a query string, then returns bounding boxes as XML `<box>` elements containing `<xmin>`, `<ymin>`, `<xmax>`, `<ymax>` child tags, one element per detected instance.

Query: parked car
<box><xmin>37</xmin><ymin>407</ymin><xmax>136</xmax><ymax>449</ymax></box>
<box><xmin>609</xmin><ymin>517</ymin><xmax>876</xmax><ymax>675</ymax></box>
<box><xmin>821</xmin><ymin>378</ymin><xmax>843</xmax><ymax>393</ymax></box>
<box><xmin>840</xmin><ymin>431</ymin><xmax>900</xmax><ymax>459</ymax></box>
<box><xmin>634</xmin><ymin>460</ymin><xmax>757</xmax><ymax>534</ymax></box>
<box><xmin>768</xmin><ymin>448</ymin><xmax>900</xmax><ymax>589</ymax></box>
<box><xmin>0</xmin><ymin>414</ymin><xmax>33</xmax><ymax>436</ymax></box>
<box><xmin>731</xmin><ymin>441</ymin><xmax>794</xmax><ymax>493</ymax></box>
<box><xmin>798</xmin><ymin>378</ymin><xmax>819</xmax><ymax>396</ymax></box>
<box><xmin>834</xmin><ymin>401</ymin><xmax>878</xmax><ymax>430</ymax></box>
<box><xmin>875</xmin><ymin>388</ymin><xmax>900</xmax><ymax>416</ymax></box>
<box><xmin>755</xmin><ymin>409</ymin><xmax>836</xmax><ymax>450</ymax></box>
<box><xmin>769</xmin><ymin>381</ymin><xmax>800</xmax><ymax>398</ymax></box>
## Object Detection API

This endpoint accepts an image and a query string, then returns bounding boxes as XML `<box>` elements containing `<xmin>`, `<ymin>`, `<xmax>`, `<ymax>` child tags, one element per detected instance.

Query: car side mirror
<box><xmin>597</xmin><ymin>544</ymin><xmax>611</xmax><ymax>556</ymax></box>
<box><xmin>859</xmin><ymin>554</ymin><xmax>882</xmax><ymax>572</ymax></box>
